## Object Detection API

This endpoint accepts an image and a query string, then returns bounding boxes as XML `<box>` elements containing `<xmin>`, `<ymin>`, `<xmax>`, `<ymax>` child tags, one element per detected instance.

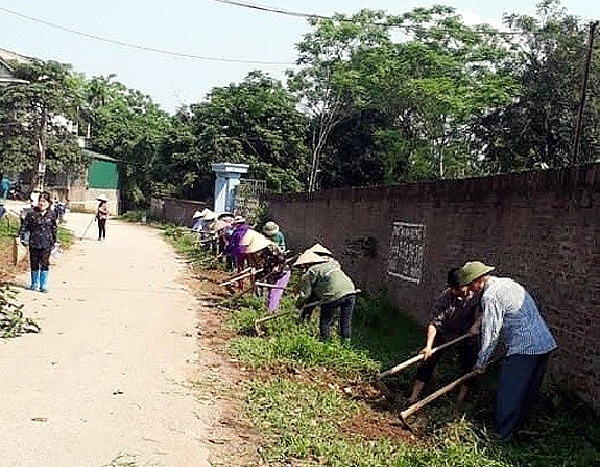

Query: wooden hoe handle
<box><xmin>378</xmin><ymin>333</ymin><xmax>471</xmax><ymax>379</ymax></box>
<box><xmin>400</xmin><ymin>370</ymin><xmax>479</xmax><ymax>421</ymax></box>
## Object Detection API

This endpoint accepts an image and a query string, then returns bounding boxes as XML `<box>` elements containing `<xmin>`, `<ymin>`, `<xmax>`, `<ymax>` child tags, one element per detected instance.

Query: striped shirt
<box><xmin>477</xmin><ymin>276</ymin><xmax>557</xmax><ymax>367</ymax></box>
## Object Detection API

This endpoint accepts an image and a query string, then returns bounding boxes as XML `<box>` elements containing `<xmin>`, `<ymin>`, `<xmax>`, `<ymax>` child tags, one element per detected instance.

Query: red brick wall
<box><xmin>266</xmin><ymin>164</ymin><xmax>600</xmax><ymax>413</ymax></box>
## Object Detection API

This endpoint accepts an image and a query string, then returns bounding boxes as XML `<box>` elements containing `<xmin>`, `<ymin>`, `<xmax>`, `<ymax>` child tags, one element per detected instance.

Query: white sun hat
<box><xmin>293</xmin><ymin>250</ymin><xmax>329</xmax><ymax>267</ymax></box>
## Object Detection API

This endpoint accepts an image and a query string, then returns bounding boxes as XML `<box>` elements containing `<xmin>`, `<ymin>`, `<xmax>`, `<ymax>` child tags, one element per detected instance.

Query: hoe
<box><xmin>254</xmin><ymin>300</ymin><xmax>321</xmax><ymax>336</ymax></box>
<box><xmin>397</xmin><ymin>370</ymin><xmax>480</xmax><ymax>431</ymax></box>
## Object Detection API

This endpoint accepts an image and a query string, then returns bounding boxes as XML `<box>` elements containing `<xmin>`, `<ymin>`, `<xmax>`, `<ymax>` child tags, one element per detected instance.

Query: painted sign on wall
<box><xmin>388</xmin><ymin>221</ymin><xmax>426</xmax><ymax>284</ymax></box>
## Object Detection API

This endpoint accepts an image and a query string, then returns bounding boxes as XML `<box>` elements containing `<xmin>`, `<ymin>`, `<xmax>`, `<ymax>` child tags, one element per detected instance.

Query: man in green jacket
<box><xmin>293</xmin><ymin>250</ymin><xmax>357</xmax><ymax>342</ymax></box>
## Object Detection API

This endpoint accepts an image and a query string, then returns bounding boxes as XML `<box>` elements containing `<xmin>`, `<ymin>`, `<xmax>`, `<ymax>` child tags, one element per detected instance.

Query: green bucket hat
<box><xmin>458</xmin><ymin>261</ymin><xmax>495</xmax><ymax>286</ymax></box>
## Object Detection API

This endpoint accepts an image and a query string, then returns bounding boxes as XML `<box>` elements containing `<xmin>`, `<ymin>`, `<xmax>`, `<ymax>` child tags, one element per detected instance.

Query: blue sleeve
<box><xmin>477</xmin><ymin>294</ymin><xmax>504</xmax><ymax>367</ymax></box>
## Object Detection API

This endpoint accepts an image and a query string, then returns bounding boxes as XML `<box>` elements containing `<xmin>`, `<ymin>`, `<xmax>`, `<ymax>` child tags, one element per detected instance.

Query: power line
<box><xmin>0</xmin><ymin>6</ymin><xmax>294</xmax><ymax>65</ymax></box>
<box><xmin>206</xmin><ymin>0</ymin><xmax>527</xmax><ymax>37</ymax></box>
<box><xmin>208</xmin><ymin>0</ymin><xmax>327</xmax><ymax>20</ymax></box>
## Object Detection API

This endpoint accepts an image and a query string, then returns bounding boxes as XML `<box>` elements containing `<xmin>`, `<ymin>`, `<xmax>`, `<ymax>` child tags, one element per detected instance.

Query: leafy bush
<box><xmin>0</xmin><ymin>287</ymin><xmax>40</xmax><ymax>338</ymax></box>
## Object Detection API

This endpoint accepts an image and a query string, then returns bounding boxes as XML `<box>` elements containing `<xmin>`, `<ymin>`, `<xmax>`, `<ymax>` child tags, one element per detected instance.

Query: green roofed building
<box><xmin>85</xmin><ymin>149</ymin><xmax>119</xmax><ymax>191</ymax></box>
<box><xmin>66</xmin><ymin>147</ymin><xmax>121</xmax><ymax>215</ymax></box>
<box><xmin>45</xmin><ymin>144</ymin><xmax>121</xmax><ymax>215</ymax></box>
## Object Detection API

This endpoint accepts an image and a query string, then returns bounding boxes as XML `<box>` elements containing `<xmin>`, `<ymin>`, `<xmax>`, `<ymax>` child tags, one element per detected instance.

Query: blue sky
<box><xmin>1</xmin><ymin>1</ymin><xmax>598</xmax><ymax>113</ymax></box>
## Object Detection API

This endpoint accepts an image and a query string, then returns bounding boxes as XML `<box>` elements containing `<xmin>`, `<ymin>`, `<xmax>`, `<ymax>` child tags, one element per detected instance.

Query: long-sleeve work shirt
<box><xmin>477</xmin><ymin>276</ymin><xmax>557</xmax><ymax>368</ymax></box>
<box><xmin>296</xmin><ymin>261</ymin><xmax>356</xmax><ymax>308</ymax></box>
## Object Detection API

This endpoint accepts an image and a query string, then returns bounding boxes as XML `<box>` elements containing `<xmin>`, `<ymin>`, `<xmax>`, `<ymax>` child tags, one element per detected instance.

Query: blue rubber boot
<box><xmin>29</xmin><ymin>270</ymin><xmax>40</xmax><ymax>291</ymax></box>
<box><xmin>39</xmin><ymin>270</ymin><xmax>50</xmax><ymax>293</ymax></box>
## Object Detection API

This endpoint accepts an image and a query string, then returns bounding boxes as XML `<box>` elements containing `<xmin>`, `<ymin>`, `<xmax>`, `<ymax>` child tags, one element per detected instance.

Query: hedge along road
<box><xmin>0</xmin><ymin>210</ymin><xmax>213</xmax><ymax>467</ymax></box>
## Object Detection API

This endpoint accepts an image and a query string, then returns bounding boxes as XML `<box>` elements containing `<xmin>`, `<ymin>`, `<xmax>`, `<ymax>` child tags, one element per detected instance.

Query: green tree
<box><xmin>82</xmin><ymin>76</ymin><xmax>171</xmax><ymax>209</ymax></box>
<box><xmin>153</xmin><ymin>106</ymin><xmax>199</xmax><ymax>199</ymax></box>
<box><xmin>189</xmin><ymin>71</ymin><xmax>310</xmax><ymax>196</ymax></box>
<box><xmin>0</xmin><ymin>59</ymin><xmax>86</xmax><ymax>185</ymax></box>
<box><xmin>290</xmin><ymin>7</ymin><xmax>518</xmax><ymax>189</ymax></box>
<box><xmin>371</xmin><ymin>6</ymin><xmax>516</xmax><ymax>179</ymax></box>
<box><xmin>473</xmin><ymin>0</ymin><xmax>599</xmax><ymax>171</ymax></box>
<box><xmin>288</xmin><ymin>10</ymin><xmax>391</xmax><ymax>191</ymax></box>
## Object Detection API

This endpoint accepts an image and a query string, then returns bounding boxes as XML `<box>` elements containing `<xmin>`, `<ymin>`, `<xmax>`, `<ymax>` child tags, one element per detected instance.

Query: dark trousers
<box><xmin>98</xmin><ymin>219</ymin><xmax>106</xmax><ymax>239</ymax></box>
<box><xmin>29</xmin><ymin>247</ymin><xmax>51</xmax><ymax>271</ymax></box>
<box><xmin>414</xmin><ymin>334</ymin><xmax>479</xmax><ymax>384</ymax></box>
<box><xmin>495</xmin><ymin>352</ymin><xmax>550</xmax><ymax>441</ymax></box>
<box><xmin>319</xmin><ymin>294</ymin><xmax>356</xmax><ymax>340</ymax></box>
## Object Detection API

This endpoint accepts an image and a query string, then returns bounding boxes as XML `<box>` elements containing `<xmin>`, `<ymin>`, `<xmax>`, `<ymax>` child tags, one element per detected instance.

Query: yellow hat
<box><xmin>245</xmin><ymin>232</ymin><xmax>272</xmax><ymax>254</ymax></box>
<box><xmin>240</xmin><ymin>229</ymin><xmax>256</xmax><ymax>246</ymax></box>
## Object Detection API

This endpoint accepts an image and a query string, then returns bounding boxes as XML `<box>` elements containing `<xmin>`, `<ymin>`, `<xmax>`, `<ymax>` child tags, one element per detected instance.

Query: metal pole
<box><xmin>572</xmin><ymin>21</ymin><xmax>599</xmax><ymax>164</ymax></box>
<box><xmin>36</xmin><ymin>106</ymin><xmax>48</xmax><ymax>193</ymax></box>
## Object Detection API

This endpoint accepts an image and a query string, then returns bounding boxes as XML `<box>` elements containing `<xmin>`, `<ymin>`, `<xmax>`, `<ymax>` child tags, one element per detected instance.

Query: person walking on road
<box><xmin>458</xmin><ymin>261</ymin><xmax>558</xmax><ymax>443</ymax></box>
<box><xmin>96</xmin><ymin>195</ymin><xmax>109</xmax><ymax>241</ymax></box>
<box><xmin>408</xmin><ymin>267</ymin><xmax>481</xmax><ymax>404</ymax></box>
<box><xmin>19</xmin><ymin>191</ymin><xmax>57</xmax><ymax>292</ymax></box>
<box><xmin>293</xmin><ymin>250</ymin><xmax>358</xmax><ymax>343</ymax></box>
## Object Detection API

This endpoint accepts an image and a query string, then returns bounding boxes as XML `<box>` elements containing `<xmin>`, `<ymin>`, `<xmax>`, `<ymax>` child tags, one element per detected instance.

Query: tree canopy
<box><xmin>0</xmin><ymin>59</ymin><xmax>85</xmax><ymax>179</ymax></box>
<box><xmin>0</xmin><ymin>1</ymin><xmax>597</xmax><ymax>205</ymax></box>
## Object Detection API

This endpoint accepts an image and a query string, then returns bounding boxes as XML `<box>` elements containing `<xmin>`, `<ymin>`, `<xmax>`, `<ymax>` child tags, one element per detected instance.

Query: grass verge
<box><xmin>170</xmin><ymin>226</ymin><xmax>599</xmax><ymax>467</ymax></box>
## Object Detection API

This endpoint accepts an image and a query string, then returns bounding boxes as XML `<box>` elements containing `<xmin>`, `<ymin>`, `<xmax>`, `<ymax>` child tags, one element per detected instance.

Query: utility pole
<box><xmin>572</xmin><ymin>20</ymin><xmax>599</xmax><ymax>164</ymax></box>
<box><xmin>35</xmin><ymin>106</ymin><xmax>48</xmax><ymax>192</ymax></box>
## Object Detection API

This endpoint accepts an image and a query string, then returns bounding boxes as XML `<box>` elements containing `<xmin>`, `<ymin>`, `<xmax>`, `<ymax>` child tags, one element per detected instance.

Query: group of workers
<box><xmin>196</xmin><ymin>210</ymin><xmax>557</xmax><ymax>444</ymax></box>
<box><xmin>192</xmin><ymin>209</ymin><xmax>358</xmax><ymax>340</ymax></box>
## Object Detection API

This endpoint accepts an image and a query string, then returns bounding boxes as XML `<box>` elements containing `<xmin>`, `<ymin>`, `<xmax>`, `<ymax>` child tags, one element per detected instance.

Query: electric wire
<box><xmin>206</xmin><ymin>0</ymin><xmax>532</xmax><ymax>37</ymax></box>
<box><xmin>0</xmin><ymin>5</ymin><xmax>294</xmax><ymax>65</ymax></box>
<box><xmin>208</xmin><ymin>0</ymin><xmax>328</xmax><ymax>20</ymax></box>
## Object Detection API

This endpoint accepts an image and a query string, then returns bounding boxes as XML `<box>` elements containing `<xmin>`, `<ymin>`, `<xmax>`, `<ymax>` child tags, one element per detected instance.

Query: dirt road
<box><xmin>0</xmin><ymin>209</ymin><xmax>224</xmax><ymax>467</ymax></box>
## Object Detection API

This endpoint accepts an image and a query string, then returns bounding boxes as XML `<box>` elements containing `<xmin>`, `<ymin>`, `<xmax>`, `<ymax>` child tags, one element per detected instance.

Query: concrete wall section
<box><xmin>149</xmin><ymin>198</ymin><xmax>211</xmax><ymax>227</ymax></box>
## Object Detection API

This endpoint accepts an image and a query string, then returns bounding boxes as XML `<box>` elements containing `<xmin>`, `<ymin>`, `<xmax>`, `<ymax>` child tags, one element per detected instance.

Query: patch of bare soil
<box><xmin>0</xmin><ymin>239</ymin><xmax>28</xmax><ymax>284</ymax></box>
<box><xmin>181</xmin><ymin>263</ymin><xmax>415</xmax><ymax>464</ymax></box>
<box><xmin>182</xmin><ymin>268</ymin><xmax>264</xmax><ymax>466</ymax></box>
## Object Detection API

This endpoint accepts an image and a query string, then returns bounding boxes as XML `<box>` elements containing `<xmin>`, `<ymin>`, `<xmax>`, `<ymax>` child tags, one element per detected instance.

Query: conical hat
<box><xmin>293</xmin><ymin>250</ymin><xmax>329</xmax><ymax>267</ymax></box>
<box><xmin>192</xmin><ymin>210</ymin><xmax>203</xmax><ymax>219</ymax></box>
<box><xmin>203</xmin><ymin>210</ymin><xmax>217</xmax><ymax>221</ymax></box>
<box><xmin>307</xmin><ymin>243</ymin><xmax>333</xmax><ymax>256</ymax></box>
<box><xmin>262</xmin><ymin>221</ymin><xmax>279</xmax><ymax>235</ymax></box>
<box><xmin>245</xmin><ymin>232</ymin><xmax>272</xmax><ymax>254</ymax></box>
<box><xmin>210</xmin><ymin>219</ymin><xmax>228</xmax><ymax>232</ymax></box>
<box><xmin>240</xmin><ymin>229</ymin><xmax>259</xmax><ymax>246</ymax></box>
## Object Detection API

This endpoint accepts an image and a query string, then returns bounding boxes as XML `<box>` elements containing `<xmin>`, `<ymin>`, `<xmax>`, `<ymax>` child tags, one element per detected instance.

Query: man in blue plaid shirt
<box><xmin>458</xmin><ymin>261</ymin><xmax>557</xmax><ymax>443</ymax></box>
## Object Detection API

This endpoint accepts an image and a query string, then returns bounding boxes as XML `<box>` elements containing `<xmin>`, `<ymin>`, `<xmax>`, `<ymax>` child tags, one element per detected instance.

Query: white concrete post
<box><xmin>211</xmin><ymin>162</ymin><xmax>249</xmax><ymax>214</ymax></box>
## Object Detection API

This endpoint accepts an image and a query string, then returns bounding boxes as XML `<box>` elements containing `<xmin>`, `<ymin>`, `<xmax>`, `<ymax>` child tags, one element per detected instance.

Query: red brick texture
<box><xmin>266</xmin><ymin>164</ymin><xmax>600</xmax><ymax>413</ymax></box>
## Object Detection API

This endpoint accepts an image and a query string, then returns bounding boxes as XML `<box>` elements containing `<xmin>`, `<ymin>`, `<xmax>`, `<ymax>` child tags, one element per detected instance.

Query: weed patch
<box><xmin>169</xmin><ymin>224</ymin><xmax>599</xmax><ymax>467</ymax></box>
<box><xmin>228</xmin><ymin>290</ymin><xmax>598</xmax><ymax>466</ymax></box>
<box><xmin>0</xmin><ymin>286</ymin><xmax>40</xmax><ymax>338</ymax></box>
